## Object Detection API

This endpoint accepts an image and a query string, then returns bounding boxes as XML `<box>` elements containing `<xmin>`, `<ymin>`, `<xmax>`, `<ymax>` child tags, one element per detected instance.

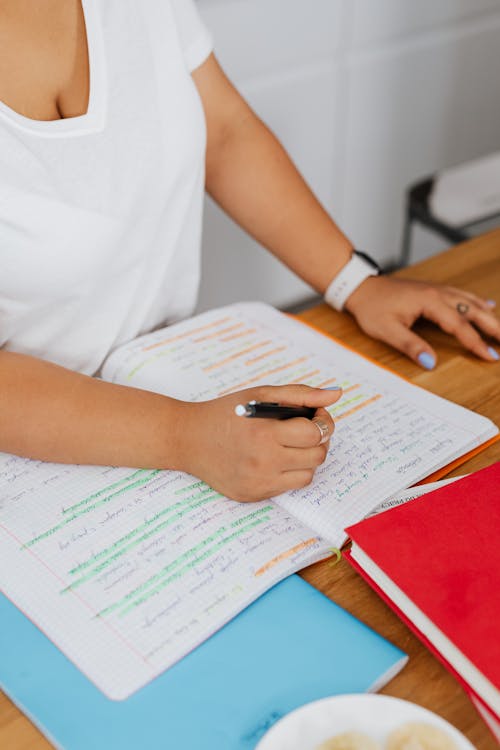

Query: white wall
<box><xmin>196</xmin><ymin>0</ymin><xmax>500</xmax><ymax>312</ymax></box>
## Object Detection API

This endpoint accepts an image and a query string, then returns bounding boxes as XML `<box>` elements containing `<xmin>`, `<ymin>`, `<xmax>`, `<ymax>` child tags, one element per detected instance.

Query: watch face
<box><xmin>354</xmin><ymin>250</ymin><xmax>382</xmax><ymax>273</ymax></box>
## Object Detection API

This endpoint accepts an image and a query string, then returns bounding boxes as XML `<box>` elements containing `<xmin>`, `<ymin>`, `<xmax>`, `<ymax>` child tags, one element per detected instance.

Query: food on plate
<box><xmin>316</xmin><ymin>731</ymin><xmax>381</xmax><ymax>750</ymax></box>
<box><xmin>386</xmin><ymin>722</ymin><xmax>458</xmax><ymax>750</ymax></box>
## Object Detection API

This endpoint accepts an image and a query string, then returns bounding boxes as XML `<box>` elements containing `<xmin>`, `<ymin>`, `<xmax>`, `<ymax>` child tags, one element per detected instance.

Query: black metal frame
<box><xmin>400</xmin><ymin>177</ymin><xmax>469</xmax><ymax>267</ymax></box>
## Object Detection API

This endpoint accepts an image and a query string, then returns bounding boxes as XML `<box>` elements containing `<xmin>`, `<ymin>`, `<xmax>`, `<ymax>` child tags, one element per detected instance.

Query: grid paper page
<box><xmin>0</xmin><ymin>458</ymin><xmax>329</xmax><ymax>699</ymax></box>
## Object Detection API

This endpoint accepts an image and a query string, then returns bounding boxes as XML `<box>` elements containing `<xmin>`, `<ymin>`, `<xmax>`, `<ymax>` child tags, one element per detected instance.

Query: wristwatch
<box><xmin>324</xmin><ymin>250</ymin><xmax>381</xmax><ymax>311</ymax></box>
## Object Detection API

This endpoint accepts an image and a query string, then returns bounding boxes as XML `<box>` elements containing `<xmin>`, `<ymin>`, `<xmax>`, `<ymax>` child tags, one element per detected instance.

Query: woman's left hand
<box><xmin>344</xmin><ymin>275</ymin><xmax>500</xmax><ymax>369</ymax></box>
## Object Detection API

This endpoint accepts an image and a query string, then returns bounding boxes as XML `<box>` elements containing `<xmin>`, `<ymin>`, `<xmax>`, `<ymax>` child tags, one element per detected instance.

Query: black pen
<box><xmin>234</xmin><ymin>400</ymin><xmax>316</xmax><ymax>420</ymax></box>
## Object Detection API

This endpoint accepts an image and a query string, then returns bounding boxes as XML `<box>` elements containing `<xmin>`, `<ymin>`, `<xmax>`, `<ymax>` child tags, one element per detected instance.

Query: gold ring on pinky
<box><xmin>456</xmin><ymin>301</ymin><xmax>469</xmax><ymax>315</ymax></box>
<box><xmin>312</xmin><ymin>417</ymin><xmax>330</xmax><ymax>445</ymax></box>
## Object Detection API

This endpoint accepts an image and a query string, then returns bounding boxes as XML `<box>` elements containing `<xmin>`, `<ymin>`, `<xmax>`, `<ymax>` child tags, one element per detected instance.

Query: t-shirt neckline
<box><xmin>0</xmin><ymin>0</ymin><xmax>106</xmax><ymax>138</ymax></box>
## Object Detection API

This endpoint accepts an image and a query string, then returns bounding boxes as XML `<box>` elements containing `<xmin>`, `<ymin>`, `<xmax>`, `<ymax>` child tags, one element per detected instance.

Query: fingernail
<box><xmin>487</xmin><ymin>299</ymin><xmax>496</xmax><ymax>308</ymax></box>
<box><xmin>487</xmin><ymin>346</ymin><xmax>500</xmax><ymax>360</ymax></box>
<box><xmin>322</xmin><ymin>385</ymin><xmax>342</xmax><ymax>391</ymax></box>
<box><xmin>418</xmin><ymin>352</ymin><xmax>436</xmax><ymax>370</ymax></box>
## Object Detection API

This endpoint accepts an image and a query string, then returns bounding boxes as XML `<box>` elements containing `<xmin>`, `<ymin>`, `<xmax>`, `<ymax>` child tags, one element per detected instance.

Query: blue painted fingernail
<box><xmin>322</xmin><ymin>385</ymin><xmax>342</xmax><ymax>391</ymax></box>
<box><xmin>418</xmin><ymin>352</ymin><xmax>436</xmax><ymax>370</ymax></box>
<box><xmin>487</xmin><ymin>299</ymin><xmax>496</xmax><ymax>307</ymax></box>
<box><xmin>487</xmin><ymin>346</ymin><xmax>499</xmax><ymax>360</ymax></box>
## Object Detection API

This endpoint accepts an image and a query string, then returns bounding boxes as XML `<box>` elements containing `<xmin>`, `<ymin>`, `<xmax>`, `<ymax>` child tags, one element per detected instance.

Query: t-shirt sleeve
<box><xmin>169</xmin><ymin>0</ymin><xmax>213</xmax><ymax>72</ymax></box>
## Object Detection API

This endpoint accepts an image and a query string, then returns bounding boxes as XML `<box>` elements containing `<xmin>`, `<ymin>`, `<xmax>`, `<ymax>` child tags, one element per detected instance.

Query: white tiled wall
<box><xmin>349</xmin><ymin>0</ymin><xmax>500</xmax><ymax>46</ymax></box>
<box><xmin>196</xmin><ymin>0</ymin><xmax>500</xmax><ymax>312</ymax></box>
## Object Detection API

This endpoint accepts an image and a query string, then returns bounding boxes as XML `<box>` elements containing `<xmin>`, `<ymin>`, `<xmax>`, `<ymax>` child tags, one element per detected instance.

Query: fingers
<box><xmin>281</xmin><ymin>444</ymin><xmax>329</xmax><ymax>471</ymax></box>
<box><xmin>346</xmin><ymin>275</ymin><xmax>499</xmax><ymax>366</ymax></box>
<box><xmin>446</xmin><ymin>287</ymin><xmax>497</xmax><ymax>312</ymax></box>
<box><xmin>430</xmin><ymin>288</ymin><xmax>500</xmax><ymax>356</ymax></box>
<box><xmin>229</xmin><ymin>409</ymin><xmax>333</xmax><ymax>500</ymax></box>
<box><xmin>275</xmin><ymin>407</ymin><xmax>335</xmax><ymax>447</ymax></box>
<box><xmin>228</xmin><ymin>443</ymin><xmax>328</xmax><ymax>501</ymax></box>
<box><xmin>422</xmin><ymin>295</ymin><xmax>500</xmax><ymax>362</ymax></box>
<box><xmin>274</xmin><ymin>469</ymin><xmax>317</xmax><ymax>495</ymax></box>
<box><xmin>378</xmin><ymin>319</ymin><xmax>437</xmax><ymax>370</ymax></box>
<box><xmin>194</xmin><ymin>388</ymin><xmax>339</xmax><ymax>502</ymax></box>
<box><xmin>375</xmin><ymin>288</ymin><xmax>500</xmax><ymax>367</ymax></box>
<box><xmin>460</xmin><ymin>305</ymin><xmax>500</xmax><ymax>346</ymax></box>
<box><xmin>253</xmin><ymin>383</ymin><xmax>343</xmax><ymax>410</ymax></box>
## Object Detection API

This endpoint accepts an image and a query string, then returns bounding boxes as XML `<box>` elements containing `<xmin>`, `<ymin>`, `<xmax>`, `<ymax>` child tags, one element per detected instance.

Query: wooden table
<box><xmin>298</xmin><ymin>231</ymin><xmax>500</xmax><ymax>750</ymax></box>
<box><xmin>1</xmin><ymin>231</ymin><xmax>499</xmax><ymax>749</ymax></box>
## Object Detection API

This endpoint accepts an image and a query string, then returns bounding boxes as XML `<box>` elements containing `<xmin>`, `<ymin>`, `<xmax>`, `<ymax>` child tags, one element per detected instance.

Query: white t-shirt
<box><xmin>0</xmin><ymin>0</ymin><xmax>212</xmax><ymax>374</ymax></box>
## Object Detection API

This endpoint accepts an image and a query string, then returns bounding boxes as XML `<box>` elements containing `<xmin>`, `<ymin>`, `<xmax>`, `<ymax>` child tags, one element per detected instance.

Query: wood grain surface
<box><xmin>1</xmin><ymin>230</ymin><xmax>499</xmax><ymax>749</ymax></box>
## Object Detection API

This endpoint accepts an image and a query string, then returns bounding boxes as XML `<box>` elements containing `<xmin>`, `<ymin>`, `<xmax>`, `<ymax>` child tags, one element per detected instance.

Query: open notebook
<box><xmin>0</xmin><ymin>302</ymin><xmax>497</xmax><ymax>700</ymax></box>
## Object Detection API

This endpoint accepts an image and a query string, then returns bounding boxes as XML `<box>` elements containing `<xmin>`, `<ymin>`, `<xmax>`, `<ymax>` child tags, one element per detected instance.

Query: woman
<box><xmin>0</xmin><ymin>0</ymin><xmax>498</xmax><ymax>501</ymax></box>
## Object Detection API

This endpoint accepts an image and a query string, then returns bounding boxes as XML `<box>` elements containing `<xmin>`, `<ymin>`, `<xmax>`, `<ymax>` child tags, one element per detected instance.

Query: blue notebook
<box><xmin>0</xmin><ymin>575</ymin><xmax>407</xmax><ymax>750</ymax></box>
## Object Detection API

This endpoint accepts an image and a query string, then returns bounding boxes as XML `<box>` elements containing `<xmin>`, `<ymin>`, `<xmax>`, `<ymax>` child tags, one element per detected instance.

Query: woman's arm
<box><xmin>193</xmin><ymin>56</ymin><xmax>352</xmax><ymax>293</ymax></box>
<box><xmin>0</xmin><ymin>350</ymin><xmax>185</xmax><ymax>468</ymax></box>
<box><xmin>0</xmin><ymin>350</ymin><xmax>340</xmax><ymax>501</ymax></box>
<box><xmin>193</xmin><ymin>54</ymin><xmax>500</xmax><ymax>368</ymax></box>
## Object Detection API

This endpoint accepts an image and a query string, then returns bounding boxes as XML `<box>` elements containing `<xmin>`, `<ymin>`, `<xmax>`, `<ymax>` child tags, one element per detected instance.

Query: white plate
<box><xmin>255</xmin><ymin>694</ymin><xmax>475</xmax><ymax>750</ymax></box>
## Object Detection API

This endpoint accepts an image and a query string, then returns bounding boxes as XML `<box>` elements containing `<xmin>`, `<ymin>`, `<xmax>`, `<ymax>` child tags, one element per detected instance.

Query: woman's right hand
<box><xmin>177</xmin><ymin>384</ymin><xmax>342</xmax><ymax>502</ymax></box>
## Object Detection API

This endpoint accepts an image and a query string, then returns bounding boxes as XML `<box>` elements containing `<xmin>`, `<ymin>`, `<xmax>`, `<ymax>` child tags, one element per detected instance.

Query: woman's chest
<box><xmin>0</xmin><ymin>1</ymin><xmax>207</xmax><ymax>305</ymax></box>
<box><xmin>0</xmin><ymin>0</ymin><xmax>90</xmax><ymax>122</ymax></box>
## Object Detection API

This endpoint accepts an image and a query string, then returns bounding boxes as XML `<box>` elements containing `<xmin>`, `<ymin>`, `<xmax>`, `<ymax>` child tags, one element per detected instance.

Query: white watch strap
<box><xmin>324</xmin><ymin>253</ymin><xmax>379</xmax><ymax>311</ymax></box>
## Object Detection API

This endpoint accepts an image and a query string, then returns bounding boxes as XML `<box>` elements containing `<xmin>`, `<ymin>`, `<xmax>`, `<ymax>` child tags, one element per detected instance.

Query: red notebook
<box><xmin>470</xmin><ymin>693</ymin><xmax>500</xmax><ymax>743</ymax></box>
<box><xmin>344</xmin><ymin>462</ymin><xmax>500</xmax><ymax>722</ymax></box>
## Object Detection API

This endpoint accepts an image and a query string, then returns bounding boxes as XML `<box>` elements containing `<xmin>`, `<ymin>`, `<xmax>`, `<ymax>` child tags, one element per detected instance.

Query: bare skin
<box><xmin>0</xmin><ymin>353</ymin><xmax>338</xmax><ymax>501</ymax></box>
<box><xmin>0</xmin><ymin>1</ymin><xmax>498</xmax><ymax>500</ymax></box>
<box><xmin>0</xmin><ymin>0</ymin><xmax>89</xmax><ymax>119</ymax></box>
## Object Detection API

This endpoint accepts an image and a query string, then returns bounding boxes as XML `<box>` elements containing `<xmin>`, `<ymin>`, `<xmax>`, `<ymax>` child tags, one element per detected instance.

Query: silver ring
<box><xmin>456</xmin><ymin>302</ymin><xmax>469</xmax><ymax>316</ymax></box>
<box><xmin>312</xmin><ymin>417</ymin><xmax>330</xmax><ymax>445</ymax></box>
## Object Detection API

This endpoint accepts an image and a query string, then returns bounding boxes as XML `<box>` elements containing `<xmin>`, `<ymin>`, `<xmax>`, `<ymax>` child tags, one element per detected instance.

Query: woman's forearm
<box><xmin>0</xmin><ymin>352</ymin><xmax>341</xmax><ymax>501</ymax></box>
<box><xmin>196</xmin><ymin>56</ymin><xmax>352</xmax><ymax>292</ymax></box>
<box><xmin>0</xmin><ymin>351</ymin><xmax>187</xmax><ymax>468</ymax></box>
